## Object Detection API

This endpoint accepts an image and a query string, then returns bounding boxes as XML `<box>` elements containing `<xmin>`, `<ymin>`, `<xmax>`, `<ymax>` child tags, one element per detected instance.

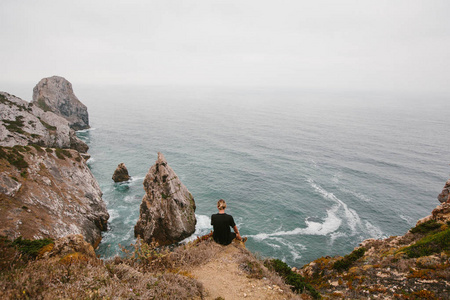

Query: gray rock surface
<box><xmin>32</xmin><ymin>76</ymin><xmax>89</xmax><ymax>130</ymax></box>
<box><xmin>0</xmin><ymin>92</ymin><xmax>88</xmax><ymax>153</ymax></box>
<box><xmin>0</xmin><ymin>146</ymin><xmax>109</xmax><ymax>247</ymax></box>
<box><xmin>112</xmin><ymin>163</ymin><xmax>131</xmax><ymax>182</ymax></box>
<box><xmin>134</xmin><ymin>152</ymin><xmax>196</xmax><ymax>245</ymax></box>
<box><xmin>438</xmin><ymin>178</ymin><xmax>450</xmax><ymax>203</ymax></box>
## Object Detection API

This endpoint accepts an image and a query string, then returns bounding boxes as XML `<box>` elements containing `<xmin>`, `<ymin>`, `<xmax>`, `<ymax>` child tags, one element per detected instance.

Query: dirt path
<box><xmin>189</xmin><ymin>244</ymin><xmax>296</xmax><ymax>300</ymax></box>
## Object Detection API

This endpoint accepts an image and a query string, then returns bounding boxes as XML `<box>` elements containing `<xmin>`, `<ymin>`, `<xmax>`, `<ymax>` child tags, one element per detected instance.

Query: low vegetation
<box><xmin>404</xmin><ymin>227</ymin><xmax>450</xmax><ymax>258</ymax></box>
<box><xmin>332</xmin><ymin>247</ymin><xmax>366</xmax><ymax>272</ymax></box>
<box><xmin>2</xmin><ymin>115</ymin><xmax>25</xmax><ymax>134</ymax></box>
<box><xmin>0</xmin><ymin>146</ymin><xmax>29</xmax><ymax>171</ymax></box>
<box><xmin>265</xmin><ymin>258</ymin><xmax>320</xmax><ymax>299</ymax></box>
<box><xmin>410</xmin><ymin>219</ymin><xmax>442</xmax><ymax>234</ymax></box>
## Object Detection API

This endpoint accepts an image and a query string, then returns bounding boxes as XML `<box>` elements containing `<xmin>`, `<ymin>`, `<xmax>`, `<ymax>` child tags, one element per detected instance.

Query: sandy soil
<box><xmin>189</xmin><ymin>242</ymin><xmax>298</xmax><ymax>300</ymax></box>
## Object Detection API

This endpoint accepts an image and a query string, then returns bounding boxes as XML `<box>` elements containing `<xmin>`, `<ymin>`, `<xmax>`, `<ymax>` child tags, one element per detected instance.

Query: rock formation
<box><xmin>299</xmin><ymin>177</ymin><xmax>450</xmax><ymax>299</ymax></box>
<box><xmin>0</xmin><ymin>145</ymin><xmax>109</xmax><ymax>247</ymax></box>
<box><xmin>112</xmin><ymin>163</ymin><xmax>131</xmax><ymax>182</ymax></box>
<box><xmin>0</xmin><ymin>78</ymin><xmax>108</xmax><ymax>247</ymax></box>
<box><xmin>438</xmin><ymin>178</ymin><xmax>450</xmax><ymax>203</ymax></box>
<box><xmin>32</xmin><ymin>76</ymin><xmax>89</xmax><ymax>130</ymax></box>
<box><xmin>0</xmin><ymin>92</ymin><xmax>88</xmax><ymax>153</ymax></box>
<box><xmin>134</xmin><ymin>152</ymin><xmax>196</xmax><ymax>245</ymax></box>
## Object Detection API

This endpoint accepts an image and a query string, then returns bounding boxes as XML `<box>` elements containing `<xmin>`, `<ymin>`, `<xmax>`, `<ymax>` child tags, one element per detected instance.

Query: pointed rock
<box><xmin>112</xmin><ymin>163</ymin><xmax>131</xmax><ymax>182</ymax></box>
<box><xmin>134</xmin><ymin>152</ymin><xmax>196</xmax><ymax>245</ymax></box>
<box><xmin>32</xmin><ymin>76</ymin><xmax>89</xmax><ymax>130</ymax></box>
<box><xmin>438</xmin><ymin>178</ymin><xmax>450</xmax><ymax>203</ymax></box>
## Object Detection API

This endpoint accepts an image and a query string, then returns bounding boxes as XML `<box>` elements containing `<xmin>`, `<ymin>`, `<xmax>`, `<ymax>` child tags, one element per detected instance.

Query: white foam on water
<box><xmin>87</xmin><ymin>157</ymin><xmax>95</xmax><ymax>164</ymax></box>
<box><xmin>180</xmin><ymin>215</ymin><xmax>212</xmax><ymax>243</ymax></box>
<box><xmin>251</xmin><ymin>206</ymin><xmax>341</xmax><ymax>241</ymax></box>
<box><xmin>123</xmin><ymin>195</ymin><xmax>137</xmax><ymax>204</ymax></box>
<box><xmin>76</xmin><ymin>127</ymin><xmax>96</xmax><ymax>133</ymax></box>
<box><xmin>108</xmin><ymin>209</ymin><xmax>119</xmax><ymax>222</ymax></box>
<box><xmin>364</xmin><ymin>221</ymin><xmax>385</xmax><ymax>239</ymax></box>
<box><xmin>307</xmin><ymin>178</ymin><xmax>362</xmax><ymax>235</ymax></box>
<box><xmin>130</xmin><ymin>176</ymin><xmax>145</xmax><ymax>183</ymax></box>
<box><xmin>341</xmin><ymin>188</ymin><xmax>372</xmax><ymax>203</ymax></box>
<box><xmin>399</xmin><ymin>214</ymin><xmax>414</xmax><ymax>226</ymax></box>
<box><xmin>329</xmin><ymin>231</ymin><xmax>347</xmax><ymax>245</ymax></box>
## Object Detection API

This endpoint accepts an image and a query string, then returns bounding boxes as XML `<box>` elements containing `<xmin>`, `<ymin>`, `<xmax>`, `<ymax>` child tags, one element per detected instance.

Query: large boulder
<box><xmin>32</xmin><ymin>76</ymin><xmax>89</xmax><ymax>130</ymax></box>
<box><xmin>112</xmin><ymin>163</ymin><xmax>131</xmax><ymax>182</ymax></box>
<box><xmin>0</xmin><ymin>92</ymin><xmax>88</xmax><ymax>153</ymax></box>
<box><xmin>134</xmin><ymin>153</ymin><xmax>196</xmax><ymax>245</ymax></box>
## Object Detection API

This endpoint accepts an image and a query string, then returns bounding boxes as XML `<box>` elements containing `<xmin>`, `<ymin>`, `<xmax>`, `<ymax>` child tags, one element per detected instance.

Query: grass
<box><xmin>410</xmin><ymin>220</ymin><xmax>442</xmax><ymax>234</ymax></box>
<box><xmin>332</xmin><ymin>247</ymin><xmax>366</xmax><ymax>272</ymax></box>
<box><xmin>38</xmin><ymin>118</ymin><xmax>57</xmax><ymax>131</ymax></box>
<box><xmin>11</xmin><ymin>237</ymin><xmax>54</xmax><ymax>259</ymax></box>
<box><xmin>265</xmin><ymin>258</ymin><xmax>321</xmax><ymax>299</ymax></box>
<box><xmin>0</xmin><ymin>146</ymin><xmax>29</xmax><ymax>170</ymax></box>
<box><xmin>404</xmin><ymin>227</ymin><xmax>450</xmax><ymax>258</ymax></box>
<box><xmin>3</xmin><ymin>115</ymin><xmax>25</xmax><ymax>134</ymax></box>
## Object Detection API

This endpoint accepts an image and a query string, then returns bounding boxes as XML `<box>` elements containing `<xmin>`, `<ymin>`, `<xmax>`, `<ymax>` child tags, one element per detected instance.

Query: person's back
<box><xmin>210</xmin><ymin>199</ymin><xmax>246</xmax><ymax>246</ymax></box>
<box><xmin>211</xmin><ymin>212</ymin><xmax>235</xmax><ymax>245</ymax></box>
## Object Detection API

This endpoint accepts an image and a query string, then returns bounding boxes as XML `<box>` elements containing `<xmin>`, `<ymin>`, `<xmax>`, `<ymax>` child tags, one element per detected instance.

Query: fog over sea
<box><xmin>75</xmin><ymin>85</ymin><xmax>449</xmax><ymax>267</ymax></box>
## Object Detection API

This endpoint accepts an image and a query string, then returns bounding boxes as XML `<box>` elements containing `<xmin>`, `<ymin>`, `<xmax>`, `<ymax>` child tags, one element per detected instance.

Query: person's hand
<box><xmin>236</xmin><ymin>233</ymin><xmax>242</xmax><ymax>240</ymax></box>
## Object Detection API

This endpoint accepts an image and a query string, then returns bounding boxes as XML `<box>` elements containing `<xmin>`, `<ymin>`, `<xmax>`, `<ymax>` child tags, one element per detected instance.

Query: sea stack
<box><xmin>134</xmin><ymin>152</ymin><xmax>196</xmax><ymax>245</ymax></box>
<box><xmin>32</xmin><ymin>76</ymin><xmax>90</xmax><ymax>130</ymax></box>
<box><xmin>112</xmin><ymin>163</ymin><xmax>131</xmax><ymax>182</ymax></box>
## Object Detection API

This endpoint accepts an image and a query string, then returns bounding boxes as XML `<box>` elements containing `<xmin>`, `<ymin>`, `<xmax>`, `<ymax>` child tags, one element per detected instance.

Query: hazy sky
<box><xmin>1</xmin><ymin>0</ymin><xmax>449</xmax><ymax>95</ymax></box>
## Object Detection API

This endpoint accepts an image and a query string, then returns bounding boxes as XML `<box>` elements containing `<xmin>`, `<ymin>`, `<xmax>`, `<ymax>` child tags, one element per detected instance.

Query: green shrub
<box><xmin>30</xmin><ymin>144</ymin><xmax>44</xmax><ymax>153</ymax></box>
<box><xmin>404</xmin><ymin>228</ymin><xmax>450</xmax><ymax>258</ymax></box>
<box><xmin>12</xmin><ymin>237</ymin><xmax>54</xmax><ymax>258</ymax></box>
<box><xmin>332</xmin><ymin>247</ymin><xmax>366</xmax><ymax>272</ymax></box>
<box><xmin>3</xmin><ymin>116</ymin><xmax>25</xmax><ymax>134</ymax></box>
<box><xmin>55</xmin><ymin>148</ymin><xmax>65</xmax><ymax>159</ymax></box>
<box><xmin>265</xmin><ymin>259</ymin><xmax>320</xmax><ymax>299</ymax></box>
<box><xmin>38</xmin><ymin>118</ymin><xmax>57</xmax><ymax>131</ymax></box>
<box><xmin>410</xmin><ymin>220</ymin><xmax>442</xmax><ymax>234</ymax></box>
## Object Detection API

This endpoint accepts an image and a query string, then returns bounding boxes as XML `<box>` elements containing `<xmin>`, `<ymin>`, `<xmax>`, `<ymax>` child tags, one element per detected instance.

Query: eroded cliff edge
<box><xmin>0</xmin><ymin>80</ymin><xmax>108</xmax><ymax>247</ymax></box>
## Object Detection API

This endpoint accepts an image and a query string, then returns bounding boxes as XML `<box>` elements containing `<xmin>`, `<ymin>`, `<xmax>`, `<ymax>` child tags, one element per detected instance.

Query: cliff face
<box><xmin>0</xmin><ymin>78</ymin><xmax>108</xmax><ymax>247</ymax></box>
<box><xmin>134</xmin><ymin>152</ymin><xmax>196</xmax><ymax>246</ymax></box>
<box><xmin>299</xmin><ymin>178</ymin><xmax>450</xmax><ymax>299</ymax></box>
<box><xmin>32</xmin><ymin>76</ymin><xmax>89</xmax><ymax>131</ymax></box>
<box><xmin>0</xmin><ymin>145</ymin><xmax>109</xmax><ymax>247</ymax></box>
<box><xmin>0</xmin><ymin>92</ymin><xmax>87</xmax><ymax>153</ymax></box>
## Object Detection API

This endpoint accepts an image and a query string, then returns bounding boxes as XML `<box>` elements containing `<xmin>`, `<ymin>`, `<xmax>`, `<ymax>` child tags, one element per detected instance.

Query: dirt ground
<box><xmin>189</xmin><ymin>243</ymin><xmax>299</xmax><ymax>300</ymax></box>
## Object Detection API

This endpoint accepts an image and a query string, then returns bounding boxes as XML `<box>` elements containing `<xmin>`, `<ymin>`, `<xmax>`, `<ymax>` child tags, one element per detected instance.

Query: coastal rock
<box><xmin>0</xmin><ymin>92</ymin><xmax>88</xmax><ymax>153</ymax></box>
<box><xmin>112</xmin><ymin>163</ymin><xmax>131</xmax><ymax>182</ymax></box>
<box><xmin>32</xmin><ymin>76</ymin><xmax>89</xmax><ymax>130</ymax></box>
<box><xmin>134</xmin><ymin>152</ymin><xmax>196</xmax><ymax>245</ymax></box>
<box><xmin>0</xmin><ymin>146</ymin><xmax>109</xmax><ymax>247</ymax></box>
<box><xmin>437</xmin><ymin>178</ymin><xmax>450</xmax><ymax>203</ymax></box>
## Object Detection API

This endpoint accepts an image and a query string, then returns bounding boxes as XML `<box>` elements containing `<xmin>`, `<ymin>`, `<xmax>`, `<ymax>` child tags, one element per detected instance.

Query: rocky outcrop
<box><xmin>134</xmin><ymin>152</ymin><xmax>196</xmax><ymax>245</ymax></box>
<box><xmin>0</xmin><ymin>92</ymin><xmax>88</xmax><ymax>153</ymax></box>
<box><xmin>112</xmin><ymin>163</ymin><xmax>131</xmax><ymax>182</ymax></box>
<box><xmin>0</xmin><ymin>145</ymin><xmax>109</xmax><ymax>247</ymax></box>
<box><xmin>32</xmin><ymin>76</ymin><xmax>89</xmax><ymax>130</ymax></box>
<box><xmin>438</xmin><ymin>178</ymin><xmax>450</xmax><ymax>203</ymax></box>
<box><xmin>299</xmin><ymin>178</ymin><xmax>450</xmax><ymax>299</ymax></box>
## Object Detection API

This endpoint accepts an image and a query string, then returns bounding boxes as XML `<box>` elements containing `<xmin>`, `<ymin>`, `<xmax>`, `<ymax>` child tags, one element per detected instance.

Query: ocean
<box><xmin>74</xmin><ymin>85</ymin><xmax>449</xmax><ymax>267</ymax></box>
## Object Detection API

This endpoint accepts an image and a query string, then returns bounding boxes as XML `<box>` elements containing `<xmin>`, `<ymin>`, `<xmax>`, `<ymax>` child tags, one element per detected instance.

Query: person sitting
<box><xmin>210</xmin><ymin>199</ymin><xmax>247</xmax><ymax>245</ymax></box>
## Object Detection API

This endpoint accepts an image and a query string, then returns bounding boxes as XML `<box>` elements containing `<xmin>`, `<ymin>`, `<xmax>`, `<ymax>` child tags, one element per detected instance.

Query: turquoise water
<box><xmin>75</xmin><ymin>86</ymin><xmax>449</xmax><ymax>267</ymax></box>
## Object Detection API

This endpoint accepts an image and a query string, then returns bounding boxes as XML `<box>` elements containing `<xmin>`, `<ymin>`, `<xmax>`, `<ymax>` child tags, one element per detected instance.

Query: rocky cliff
<box><xmin>134</xmin><ymin>152</ymin><xmax>196</xmax><ymax>245</ymax></box>
<box><xmin>0</xmin><ymin>92</ymin><xmax>87</xmax><ymax>153</ymax></box>
<box><xmin>32</xmin><ymin>76</ymin><xmax>89</xmax><ymax>131</ymax></box>
<box><xmin>0</xmin><ymin>145</ymin><xmax>109</xmax><ymax>247</ymax></box>
<box><xmin>299</xmin><ymin>178</ymin><xmax>450</xmax><ymax>299</ymax></box>
<box><xmin>0</xmin><ymin>79</ymin><xmax>108</xmax><ymax>247</ymax></box>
